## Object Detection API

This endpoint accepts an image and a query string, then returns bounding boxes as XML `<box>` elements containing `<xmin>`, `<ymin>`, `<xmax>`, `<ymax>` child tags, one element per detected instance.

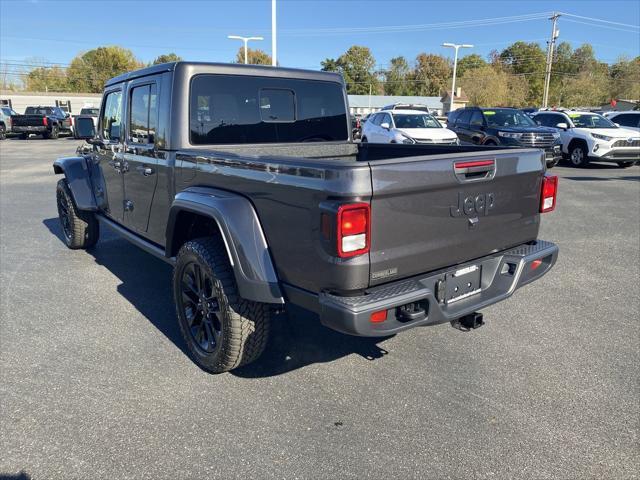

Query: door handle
<box><xmin>136</xmin><ymin>165</ymin><xmax>154</xmax><ymax>176</ymax></box>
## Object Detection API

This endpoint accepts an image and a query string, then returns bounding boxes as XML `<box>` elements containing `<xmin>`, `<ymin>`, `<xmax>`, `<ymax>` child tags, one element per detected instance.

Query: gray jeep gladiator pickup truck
<box><xmin>54</xmin><ymin>62</ymin><xmax>559</xmax><ymax>373</ymax></box>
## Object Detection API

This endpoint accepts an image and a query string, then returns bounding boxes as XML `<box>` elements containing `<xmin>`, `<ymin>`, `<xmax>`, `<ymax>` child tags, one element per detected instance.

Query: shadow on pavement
<box><xmin>0</xmin><ymin>472</ymin><xmax>31</xmax><ymax>480</ymax></box>
<box><xmin>43</xmin><ymin>218</ymin><xmax>392</xmax><ymax>377</ymax></box>
<box><xmin>563</xmin><ymin>175</ymin><xmax>640</xmax><ymax>182</ymax></box>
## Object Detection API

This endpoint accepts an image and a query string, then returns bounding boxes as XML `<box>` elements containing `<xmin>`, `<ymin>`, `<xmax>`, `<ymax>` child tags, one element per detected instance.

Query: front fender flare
<box><xmin>167</xmin><ymin>187</ymin><xmax>284</xmax><ymax>305</ymax></box>
<box><xmin>52</xmin><ymin>156</ymin><xmax>97</xmax><ymax>211</ymax></box>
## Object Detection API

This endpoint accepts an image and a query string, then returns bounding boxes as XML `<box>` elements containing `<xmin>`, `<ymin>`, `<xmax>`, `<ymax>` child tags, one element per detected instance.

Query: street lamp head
<box><xmin>461</xmin><ymin>44</ymin><xmax>474</xmax><ymax>48</ymax></box>
<box><xmin>228</xmin><ymin>35</ymin><xmax>243</xmax><ymax>40</ymax></box>
<box><xmin>442</xmin><ymin>43</ymin><xmax>456</xmax><ymax>48</ymax></box>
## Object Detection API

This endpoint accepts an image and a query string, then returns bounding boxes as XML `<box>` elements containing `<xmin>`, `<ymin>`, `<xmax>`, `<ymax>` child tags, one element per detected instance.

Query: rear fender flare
<box><xmin>166</xmin><ymin>187</ymin><xmax>284</xmax><ymax>305</ymax></box>
<box><xmin>52</xmin><ymin>156</ymin><xmax>98</xmax><ymax>211</ymax></box>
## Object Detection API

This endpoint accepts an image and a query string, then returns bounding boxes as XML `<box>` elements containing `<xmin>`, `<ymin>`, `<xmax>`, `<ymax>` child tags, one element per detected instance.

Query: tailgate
<box><xmin>368</xmin><ymin>149</ymin><xmax>544</xmax><ymax>286</ymax></box>
<box><xmin>11</xmin><ymin>115</ymin><xmax>46</xmax><ymax>126</ymax></box>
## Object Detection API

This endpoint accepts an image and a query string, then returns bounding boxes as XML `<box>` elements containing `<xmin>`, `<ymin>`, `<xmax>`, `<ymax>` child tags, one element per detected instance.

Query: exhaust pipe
<box><xmin>455</xmin><ymin>312</ymin><xmax>484</xmax><ymax>331</ymax></box>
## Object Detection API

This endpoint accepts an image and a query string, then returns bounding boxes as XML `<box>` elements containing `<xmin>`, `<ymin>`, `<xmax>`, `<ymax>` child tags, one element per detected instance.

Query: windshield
<box><xmin>483</xmin><ymin>109</ymin><xmax>536</xmax><ymax>128</ymax></box>
<box><xmin>392</xmin><ymin>113</ymin><xmax>441</xmax><ymax>129</ymax></box>
<box><xmin>81</xmin><ymin>108</ymin><xmax>99</xmax><ymax>115</ymax></box>
<box><xmin>567</xmin><ymin>113</ymin><xmax>616</xmax><ymax>129</ymax></box>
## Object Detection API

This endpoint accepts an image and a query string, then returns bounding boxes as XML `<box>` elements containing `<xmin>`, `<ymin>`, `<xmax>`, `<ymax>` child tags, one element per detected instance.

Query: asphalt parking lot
<box><xmin>1</xmin><ymin>137</ymin><xmax>638</xmax><ymax>479</ymax></box>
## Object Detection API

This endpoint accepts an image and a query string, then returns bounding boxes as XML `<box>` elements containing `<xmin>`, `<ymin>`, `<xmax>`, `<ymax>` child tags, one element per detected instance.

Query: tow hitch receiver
<box><xmin>456</xmin><ymin>312</ymin><xmax>485</xmax><ymax>331</ymax></box>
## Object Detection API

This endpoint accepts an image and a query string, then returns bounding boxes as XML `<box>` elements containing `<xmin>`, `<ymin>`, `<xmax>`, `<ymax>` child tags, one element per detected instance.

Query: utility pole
<box><xmin>442</xmin><ymin>43</ymin><xmax>473</xmax><ymax>114</ymax></box>
<box><xmin>272</xmin><ymin>0</ymin><xmax>277</xmax><ymax>66</ymax></box>
<box><xmin>542</xmin><ymin>12</ymin><xmax>561</xmax><ymax>108</ymax></box>
<box><xmin>227</xmin><ymin>35</ymin><xmax>264</xmax><ymax>64</ymax></box>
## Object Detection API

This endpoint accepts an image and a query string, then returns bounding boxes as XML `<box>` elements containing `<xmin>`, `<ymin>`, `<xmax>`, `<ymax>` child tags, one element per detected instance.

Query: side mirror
<box><xmin>555</xmin><ymin>122</ymin><xmax>568</xmax><ymax>130</ymax></box>
<box><xmin>380</xmin><ymin>122</ymin><xmax>390</xmax><ymax>130</ymax></box>
<box><xmin>73</xmin><ymin>116</ymin><xmax>96</xmax><ymax>140</ymax></box>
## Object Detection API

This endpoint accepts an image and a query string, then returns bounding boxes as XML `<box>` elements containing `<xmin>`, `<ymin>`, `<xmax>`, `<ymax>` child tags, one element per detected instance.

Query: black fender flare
<box><xmin>52</xmin><ymin>156</ymin><xmax>98</xmax><ymax>211</ymax></box>
<box><xmin>166</xmin><ymin>187</ymin><xmax>284</xmax><ymax>305</ymax></box>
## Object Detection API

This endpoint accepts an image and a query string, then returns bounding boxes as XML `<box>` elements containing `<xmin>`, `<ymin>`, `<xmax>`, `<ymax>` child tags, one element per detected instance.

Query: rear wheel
<box><xmin>568</xmin><ymin>143</ymin><xmax>589</xmax><ymax>167</ymax></box>
<box><xmin>56</xmin><ymin>179</ymin><xmax>99</xmax><ymax>249</ymax></box>
<box><xmin>20</xmin><ymin>133</ymin><xmax>28</xmax><ymax>140</ymax></box>
<box><xmin>0</xmin><ymin>124</ymin><xmax>5</xmax><ymax>140</ymax></box>
<box><xmin>173</xmin><ymin>238</ymin><xmax>271</xmax><ymax>373</ymax></box>
<box><xmin>617</xmin><ymin>161</ymin><xmax>635</xmax><ymax>168</ymax></box>
<box><xmin>45</xmin><ymin>125</ymin><xmax>59</xmax><ymax>140</ymax></box>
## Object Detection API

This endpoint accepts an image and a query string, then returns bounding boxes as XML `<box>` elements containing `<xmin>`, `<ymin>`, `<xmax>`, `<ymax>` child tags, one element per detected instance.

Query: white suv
<box><xmin>533</xmin><ymin>110</ymin><xmax>639</xmax><ymax>167</ymax></box>
<box><xmin>361</xmin><ymin>109</ymin><xmax>458</xmax><ymax>145</ymax></box>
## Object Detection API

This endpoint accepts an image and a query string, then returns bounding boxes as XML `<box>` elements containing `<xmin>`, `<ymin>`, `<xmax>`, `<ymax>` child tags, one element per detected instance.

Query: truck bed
<box><xmin>173</xmin><ymin>142</ymin><xmax>546</xmax><ymax>294</ymax></box>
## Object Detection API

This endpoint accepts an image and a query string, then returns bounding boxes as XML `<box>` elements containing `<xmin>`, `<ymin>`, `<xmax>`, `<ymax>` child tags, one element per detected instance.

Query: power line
<box><xmin>559</xmin><ymin>13</ymin><xmax>640</xmax><ymax>30</ymax></box>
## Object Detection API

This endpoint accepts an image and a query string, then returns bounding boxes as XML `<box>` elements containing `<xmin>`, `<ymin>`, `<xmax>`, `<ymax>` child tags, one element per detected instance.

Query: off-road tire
<box><xmin>617</xmin><ymin>161</ymin><xmax>634</xmax><ymax>168</ymax></box>
<box><xmin>173</xmin><ymin>238</ymin><xmax>271</xmax><ymax>373</ymax></box>
<box><xmin>56</xmin><ymin>179</ymin><xmax>99</xmax><ymax>249</ymax></box>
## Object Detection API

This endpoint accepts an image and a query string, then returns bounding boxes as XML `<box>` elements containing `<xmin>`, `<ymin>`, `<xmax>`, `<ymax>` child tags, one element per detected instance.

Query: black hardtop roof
<box><xmin>105</xmin><ymin>61</ymin><xmax>344</xmax><ymax>87</ymax></box>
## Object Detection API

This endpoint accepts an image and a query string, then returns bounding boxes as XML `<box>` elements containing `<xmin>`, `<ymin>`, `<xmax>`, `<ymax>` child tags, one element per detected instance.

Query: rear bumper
<box><xmin>286</xmin><ymin>240</ymin><xmax>558</xmax><ymax>337</ymax></box>
<box><xmin>12</xmin><ymin>125</ymin><xmax>47</xmax><ymax>133</ymax></box>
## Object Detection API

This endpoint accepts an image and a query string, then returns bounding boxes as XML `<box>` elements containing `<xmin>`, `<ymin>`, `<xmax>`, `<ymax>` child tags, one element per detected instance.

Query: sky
<box><xmin>0</xmin><ymin>0</ymin><xmax>639</xmax><ymax>73</ymax></box>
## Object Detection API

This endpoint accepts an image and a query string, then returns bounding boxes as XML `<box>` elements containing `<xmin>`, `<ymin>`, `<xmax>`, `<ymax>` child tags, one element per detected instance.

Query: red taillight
<box><xmin>530</xmin><ymin>259</ymin><xmax>543</xmax><ymax>270</ymax></box>
<box><xmin>337</xmin><ymin>203</ymin><xmax>370</xmax><ymax>258</ymax></box>
<box><xmin>370</xmin><ymin>310</ymin><xmax>387</xmax><ymax>323</ymax></box>
<box><xmin>540</xmin><ymin>175</ymin><xmax>558</xmax><ymax>213</ymax></box>
<box><xmin>42</xmin><ymin>116</ymin><xmax>48</xmax><ymax>126</ymax></box>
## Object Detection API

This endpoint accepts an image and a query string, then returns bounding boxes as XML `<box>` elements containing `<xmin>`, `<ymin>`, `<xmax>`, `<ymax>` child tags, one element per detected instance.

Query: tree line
<box><xmin>320</xmin><ymin>43</ymin><xmax>639</xmax><ymax>107</ymax></box>
<box><xmin>14</xmin><ymin>42</ymin><xmax>640</xmax><ymax>108</ymax></box>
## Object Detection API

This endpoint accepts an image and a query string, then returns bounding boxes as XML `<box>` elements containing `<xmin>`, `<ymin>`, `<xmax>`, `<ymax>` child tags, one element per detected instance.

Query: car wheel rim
<box><xmin>179</xmin><ymin>261</ymin><xmax>222</xmax><ymax>354</ymax></box>
<box><xmin>571</xmin><ymin>148</ymin><xmax>583</xmax><ymax>164</ymax></box>
<box><xmin>57</xmin><ymin>192</ymin><xmax>72</xmax><ymax>241</ymax></box>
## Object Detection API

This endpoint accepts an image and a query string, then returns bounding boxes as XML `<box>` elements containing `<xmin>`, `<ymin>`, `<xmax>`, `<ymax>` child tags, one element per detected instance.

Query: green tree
<box><xmin>456</xmin><ymin>54</ymin><xmax>487</xmax><ymax>76</ymax></box>
<box><xmin>458</xmin><ymin>64</ymin><xmax>528</xmax><ymax>107</ymax></box>
<box><xmin>67</xmin><ymin>46</ymin><xmax>144</xmax><ymax>93</ymax></box>
<box><xmin>383</xmin><ymin>56</ymin><xmax>413</xmax><ymax>95</ymax></box>
<box><xmin>321</xmin><ymin>46</ymin><xmax>379</xmax><ymax>95</ymax></box>
<box><xmin>499</xmin><ymin>41</ymin><xmax>546</xmax><ymax>103</ymax></box>
<box><xmin>234</xmin><ymin>47</ymin><xmax>272</xmax><ymax>65</ymax></box>
<box><xmin>609</xmin><ymin>56</ymin><xmax>640</xmax><ymax>101</ymax></box>
<box><xmin>25</xmin><ymin>66</ymin><xmax>69</xmax><ymax>92</ymax></box>
<box><xmin>412</xmin><ymin>53</ymin><xmax>451</xmax><ymax>96</ymax></box>
<box><xmin>151</xmin><ymin>53</ymin><xmax>182</xmax><ymax>65</ymax></box>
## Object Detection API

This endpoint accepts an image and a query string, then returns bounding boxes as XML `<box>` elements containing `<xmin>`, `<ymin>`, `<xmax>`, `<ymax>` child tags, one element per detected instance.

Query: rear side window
<box><xmin>190</xmin><ymin>74</ymin><xmax>348</xmax><ymax>144</ymax></box>
<box><xmin>457</xmin><ymin>110</ymin><xmax>472</xmax><ymax>124</ymax></box>
<box><xmin>129</xmin><ymin>83</ymin><xmax>158</xmax><ymax>144</ymax></box>
<box><xmin>470</xmin><ymin>111</ymin><xmax>484</xmax><ymax>126</ymax></box>
<box><xmin>101</xmin><ymin>90</ymin><xmax>123</xmax><ymax>141</ymax></box>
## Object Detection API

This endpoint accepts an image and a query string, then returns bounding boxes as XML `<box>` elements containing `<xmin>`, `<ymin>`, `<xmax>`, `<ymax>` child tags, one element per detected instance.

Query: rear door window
<box><xmin>457</xmin><ymin>110</ymin><xmax>472</xmax><ymax>125</ymax></box>
<box><xmin>470</xmin><ymin>111</ymin><xmax>484</xmax><ymax>127</ymax></box>
<box><xmin>128</xmin><ymin>83</ymin><xmax>158</xmax><ymax>144</ymax></box>
<box><xmin>189</xmin><ymin>74</ymin><xmax>348</xmax><ymax>144</ymax></box>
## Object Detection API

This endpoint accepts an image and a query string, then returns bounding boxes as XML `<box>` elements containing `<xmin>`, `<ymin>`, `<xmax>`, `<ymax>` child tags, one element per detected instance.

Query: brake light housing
<box><xmin>540</xmin><ymin>175</ymin><xmax>558</xmax><ymax>213</ymax></box>
<box><xmin>336</xmin><ymin>203</ymin><xmax>370</xmax><ymax>258</ymax></box>
<box><xmin>42</xmin><ymin>116</ymin><xmax>48</xmax><ymax>126</ymax></box>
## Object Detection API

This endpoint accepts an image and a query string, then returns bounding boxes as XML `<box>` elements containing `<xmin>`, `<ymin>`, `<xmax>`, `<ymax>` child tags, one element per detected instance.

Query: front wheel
<box><xmin>617</xmin><ymin>161</ymin><xmax>635</xmax><ymax>168</ymax></box>
<box><xmin>56</xmin><ymin>179</ymin><xmax>99</xmax><ymax>249</ymax></box>
<box><xmin>568</xmin><ymin>144</ymin><xmax>589</xmax><ymax>167</ymax></box>
<box><xmin>173</xmin><ymin>238</ymin><xmax>271</xmax><ymax>373</ymax></box>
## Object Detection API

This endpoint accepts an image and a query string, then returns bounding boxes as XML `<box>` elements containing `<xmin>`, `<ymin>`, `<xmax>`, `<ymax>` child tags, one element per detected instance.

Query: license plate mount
<box><xmin>445</xmin><ymin>265</ymin><xmax>482</xmax><ymax>304</ymax></box>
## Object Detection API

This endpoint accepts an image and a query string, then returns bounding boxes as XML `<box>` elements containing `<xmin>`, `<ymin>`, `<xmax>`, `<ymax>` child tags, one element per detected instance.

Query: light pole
<box><xmin>228</xmin><ymin>35</ymin><xmax>264</xmax><ymax>64</ymax></box>
<box><xmin>271</xmin><ymin>0</ymin><xmax>277</xmax><ymax>66</ymax></box>
<box><xmin>442</xmin><ymin>43</ymin><xmax>473</xmax><ymax>113</ymax></box>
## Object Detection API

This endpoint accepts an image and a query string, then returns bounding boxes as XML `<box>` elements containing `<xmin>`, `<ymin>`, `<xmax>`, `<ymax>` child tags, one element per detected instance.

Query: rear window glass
<box><xmin>25</xmin><ymin>107</ymin><xmax>53</xmax><ymax>115</ymax></box>
<box><xmin>190</xmin><ymin>74</ymin><xmax>348</xmax><ymax>144</ymax></box>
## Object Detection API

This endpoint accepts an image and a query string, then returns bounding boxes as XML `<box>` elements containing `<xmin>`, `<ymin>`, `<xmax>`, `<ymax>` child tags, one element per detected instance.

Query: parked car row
<box><xmin>0</xmin><ymin>105</ymin><xmax>98</xmax><ymax>140</ymax></box>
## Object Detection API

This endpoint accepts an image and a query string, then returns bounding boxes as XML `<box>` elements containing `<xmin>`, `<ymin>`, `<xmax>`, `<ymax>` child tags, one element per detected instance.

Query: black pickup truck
<box><xmin>54</xmin><ymin>62</ymin><xmax>559</xmax><ymax>373</ymax></box>
<box><xmin>12</xmin><ymin>106</ymin><xmax>73</xmax><ymax>139</ymax></box>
